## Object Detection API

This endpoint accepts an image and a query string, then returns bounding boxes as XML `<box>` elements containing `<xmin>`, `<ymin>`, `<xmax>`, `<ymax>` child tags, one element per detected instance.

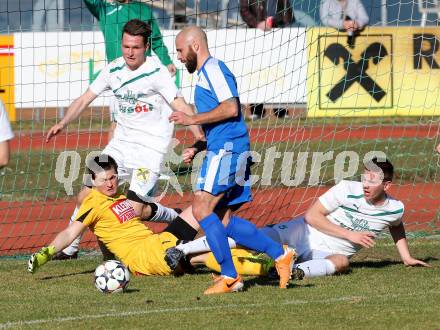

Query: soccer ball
<box><xmin>94</xmin><ymin>260</ymin><xmax>130</xmax><ymax>294</ymax></box>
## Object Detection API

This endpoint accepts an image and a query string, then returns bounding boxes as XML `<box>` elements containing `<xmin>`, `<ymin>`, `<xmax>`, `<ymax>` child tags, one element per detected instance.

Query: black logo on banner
<box><xmin>413</xmin><ymin>33</ymin><xmax>440</xmax><ymax>69</ymax></box>
<box><xmin>324</xmin><ymin>42</ymin><xmax>388</xmax><ymax>103</ymax></box>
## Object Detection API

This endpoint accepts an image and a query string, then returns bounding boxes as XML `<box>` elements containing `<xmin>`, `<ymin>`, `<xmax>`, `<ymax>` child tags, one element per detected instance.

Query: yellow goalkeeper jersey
<box><xmin>75</xmin><ymin>189</ymin><xmax>177</xmax><ymax>275</ymax></box>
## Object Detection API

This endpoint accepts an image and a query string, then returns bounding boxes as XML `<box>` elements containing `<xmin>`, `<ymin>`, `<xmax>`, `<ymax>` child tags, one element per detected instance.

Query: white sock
<box><xmin>62</xmin><ymin>206</ymin><xmax>82</xmax><ymax>256</ymax></box>
<box><xmin>176</xmin><ymin>236</ymin><xmax>237</xmax><ymax>255</ymax></box>
<box><xmin>295</xmin><ymin>259</ymin><xmax>336</xmax><ymax>278</ymax></box>
<box><xmin>149</xmin><ymin>202</ymin><xmax>178</xmax><ymax>223</ymax></box>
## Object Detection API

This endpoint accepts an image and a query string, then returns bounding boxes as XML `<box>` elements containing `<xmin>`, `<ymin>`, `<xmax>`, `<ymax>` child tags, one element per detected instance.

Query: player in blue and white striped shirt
<box><xmin>169</xmin><ymin>26</ymin><xmax>295</xmax><ymax>294</ymax></box>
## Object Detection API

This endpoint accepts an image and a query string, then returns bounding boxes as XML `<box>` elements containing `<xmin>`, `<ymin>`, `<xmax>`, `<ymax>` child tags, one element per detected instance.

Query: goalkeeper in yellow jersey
<box><xmin>28</xmin><ymin>154</ymin><xmax>199</xmax><ymax>276</ymax></box>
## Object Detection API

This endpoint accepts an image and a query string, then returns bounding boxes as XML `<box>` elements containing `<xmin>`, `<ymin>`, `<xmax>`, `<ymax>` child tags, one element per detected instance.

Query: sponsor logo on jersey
<box><xmin>110</xmin><ymin>199</ymin><xmax>137</xmax><ymax>224</ymax></box>
<box><xmin>118</xmin><ymin>90</ymin><xmax>137</xmax><ymax>104</ymax></box>
<box><xmin>345</xmin><ymin>211</ymin><xmax>370</xmax><ymax>231</ymax></box>
<box><xmin>119</xmin><ymin>103</ymin><xmax>153</xmax><ymax>114</ymax></box>
<box><xmin>136</xmin><ymin>168</ymin><xmax>151</xmax><ymax>183</ymax></box>
<box><xmin>116</xmin><ymin>90</ymin><xmax>154</xmax><ymax>114</ymax></box>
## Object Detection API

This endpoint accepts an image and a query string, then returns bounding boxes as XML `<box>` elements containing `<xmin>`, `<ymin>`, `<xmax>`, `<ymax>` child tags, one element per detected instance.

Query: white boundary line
<box><xmin>1</xmin><ymin>291</ymin><xmax>439</xmax><ymax>329</ymax></box>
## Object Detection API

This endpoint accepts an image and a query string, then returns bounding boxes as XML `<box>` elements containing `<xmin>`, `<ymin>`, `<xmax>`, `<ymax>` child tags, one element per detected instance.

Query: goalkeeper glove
<box><xmin>28</xmin><ymin>246</ymin><xmax>56</xmax><ymax>274</ymax></box>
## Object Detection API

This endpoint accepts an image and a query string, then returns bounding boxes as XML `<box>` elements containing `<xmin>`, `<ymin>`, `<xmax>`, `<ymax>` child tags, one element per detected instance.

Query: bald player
<box><xmin>168</xmin><ymin>26</ymin><xmax>295</xmax><ymax>295</ymax></box>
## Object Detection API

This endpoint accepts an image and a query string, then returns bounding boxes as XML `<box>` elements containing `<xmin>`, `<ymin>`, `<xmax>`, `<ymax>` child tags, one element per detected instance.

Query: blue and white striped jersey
<box><xmin>195</xmin><ymin>56</ymin><xmax>249</xmax><ymax>152</ymax></box>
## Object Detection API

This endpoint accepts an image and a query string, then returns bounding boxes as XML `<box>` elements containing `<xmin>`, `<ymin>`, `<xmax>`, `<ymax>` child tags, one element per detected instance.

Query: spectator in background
<box><xmin>239</xmin><ymin>1</ymin><xmax>294</xmax><ymax>119</ymax></box>
<box><xmin>0</xmin><ymin>100</ymin><xmax>13</xmax><ymax>168</ymax></box>
<box><xmin>320</xmin><ymin>0</ymin><xmax>369</xmax><ymax>47</ymax></box>
<box><xmin>436</xmin><ymin>143</ymin><xmax>440</xmax><ymax>153</ymax></box>
<box><xmin>240</xmin><ymin>0</ymin><xmax>295</xmax><ymax>31</ymax></box>
<box><xmin>32</xmin><ymin>0</ymin><xmax>64</xmax><ymax>31</ymax></box>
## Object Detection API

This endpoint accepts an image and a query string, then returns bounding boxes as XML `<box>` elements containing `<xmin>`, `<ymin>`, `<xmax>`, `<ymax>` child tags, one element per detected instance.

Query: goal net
<box><xmin>0</xmin><ymin>0</ymin><xmax>439</xmax><ymax>256</ymax></box>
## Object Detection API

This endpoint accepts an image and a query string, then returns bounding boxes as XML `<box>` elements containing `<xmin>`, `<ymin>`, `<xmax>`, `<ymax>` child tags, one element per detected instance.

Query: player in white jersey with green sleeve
<box><xmin>307</xmin><ymin>177</ymin><xmax>404</xmax><ymax>257</ymax></box>
<box><xmin>0</xmin><ymin>99</ymin><xmax>14</xmax><ymax>168</ymax></box>
<box><xmin>178</xmin><ymin>157</ymin><xmax>430</xmax><ymax>277</ymax></box>
<box><xmin>264</xmin><ymin>156</ymin><xmax>430</xmax><ymax>277</ymax></box>
<box><xmin>46</xmin><ymin>19</ymin><xmax>203</xmax><ymax>259</ymax></box>
<box><xmin>91</xmin><ymin>55</ymin><xmax>175</xmax><ymax>178</ymax></box>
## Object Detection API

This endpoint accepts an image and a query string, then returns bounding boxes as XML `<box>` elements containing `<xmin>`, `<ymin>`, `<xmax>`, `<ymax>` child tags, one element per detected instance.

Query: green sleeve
<box><xmin>83</xmin><ymin>0</ymin><xmax>103</xmax><ymax>19</ymax></box>
<box><xmin>148</xmin><ymin>10</ymin><xmax>173</xmax><ymax>66</ymax></box>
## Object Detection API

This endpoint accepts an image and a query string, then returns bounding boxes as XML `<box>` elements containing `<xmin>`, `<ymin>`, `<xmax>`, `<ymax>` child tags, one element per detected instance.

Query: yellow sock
<box><xmin>204</xmin><ymin>248</ymin><xmax>273</xmax><ymax>276</ymax></box>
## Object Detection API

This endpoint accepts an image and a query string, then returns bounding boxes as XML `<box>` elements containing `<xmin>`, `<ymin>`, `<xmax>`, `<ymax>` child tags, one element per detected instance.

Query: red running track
<box><xmin>1</xmin><ymin>183</ymin><xmax>438</xmax><ymax>256</ymax></box>
<box><xmin>11</xmin><ymin>125</ymin><xmax>440</xmax><ymax>151</ymax></box>
<box><xmin>2</xmin><ymin>124</ymin><xmax>439</xmax><ymax>255</ymax></box>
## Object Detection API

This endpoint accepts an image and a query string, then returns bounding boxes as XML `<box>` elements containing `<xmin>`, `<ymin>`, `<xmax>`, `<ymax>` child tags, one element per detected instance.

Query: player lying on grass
<box><xmin>27</xmin><ymin>154</ymin><xmax>297</xmax><ymax>287</ymax></box>
<box><xmin>28</xmin><ymin>154</ymin><xmax>200</xmax><ymax>276</ymax></box>
<box><xmin>173</xmin><ymin>157</ymin><xmax>431</xmax><ymax>278</ymax></box>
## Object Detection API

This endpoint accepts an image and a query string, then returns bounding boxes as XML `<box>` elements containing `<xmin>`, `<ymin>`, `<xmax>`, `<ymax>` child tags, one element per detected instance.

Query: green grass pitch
<box><xmin>1</xmin><ymin>238</ymin><xmax>439</xmax><ymax>329</ymax></box>
<box><xmin>3</xmin><ymin>116</ymin><xmax>439</xmax><ymax>328</ymax></box>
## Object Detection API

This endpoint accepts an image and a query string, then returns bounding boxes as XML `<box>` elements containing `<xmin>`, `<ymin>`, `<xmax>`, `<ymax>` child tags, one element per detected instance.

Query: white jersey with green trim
<box><xmin>0</xmin><ymin>102</ymin><xmax>13</xmax><ymax>143</ymax></box>
<box><xmin>90</xmin><ymin>56</ymin><xmax>178</xmax><ymax>154</ymax></box>
<box><xmin>309</xmin><ymin>180</ymin><xmax>404</xmax><ymax>256</ymax></box>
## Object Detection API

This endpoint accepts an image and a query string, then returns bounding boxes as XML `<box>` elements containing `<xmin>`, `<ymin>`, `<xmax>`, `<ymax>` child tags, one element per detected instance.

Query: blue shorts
<box><xmin>196</xmin><ymin>149</ymin><xmax>253</xmax><ymax>208</ymax></box>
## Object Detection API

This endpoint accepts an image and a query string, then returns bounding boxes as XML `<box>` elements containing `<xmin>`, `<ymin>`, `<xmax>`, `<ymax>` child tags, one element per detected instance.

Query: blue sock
<box><xmin>200</xmin><ymin>213</ymin><xmax>237</xmax><ymax>278</ymax></box>
<box><xmin>226</xmin><ymin>215</ymin><xmax>284</xmax><ymax>260</ymax></box>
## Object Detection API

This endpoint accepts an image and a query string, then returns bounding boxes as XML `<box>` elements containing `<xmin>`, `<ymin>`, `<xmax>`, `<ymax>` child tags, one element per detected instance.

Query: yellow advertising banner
<box><xmin>307</xmin><ymin>27</ymin><xmax>440</xmax><ymax>117</ymax></box>
<box><xmin>0</xmin><ymin>35</ymin><xmax>14</xmax><ymax>121</ymax></box>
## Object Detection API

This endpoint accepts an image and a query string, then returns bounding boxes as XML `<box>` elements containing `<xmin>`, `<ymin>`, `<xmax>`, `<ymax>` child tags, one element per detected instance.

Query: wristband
<box><xmin>191</xmin><ymin>140</ymin><xmax>207</xmax><ymax>152</ymax></box>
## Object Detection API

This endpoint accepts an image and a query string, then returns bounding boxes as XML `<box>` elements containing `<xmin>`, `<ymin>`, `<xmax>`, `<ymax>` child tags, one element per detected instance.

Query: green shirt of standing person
<box><xmin>84</xmin><ymin>0</ymin><xmax>176</xmax><ymax>75</ymax></box>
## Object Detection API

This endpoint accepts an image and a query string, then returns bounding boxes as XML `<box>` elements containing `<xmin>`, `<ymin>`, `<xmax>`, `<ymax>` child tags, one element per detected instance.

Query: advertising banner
<box><xmin>14</xmin><ymin>28</ymin><xmax>307</xmax><ymax>111</ymax></box>
<box><xmin>307</xmin><ymin>27</ymin><xmax>440</xmax><ymax>116</ymax></box>
<box><xmin>0</xmin><ymin>36</ymin><xmax>14</xmax><ymax>120</ymax></box>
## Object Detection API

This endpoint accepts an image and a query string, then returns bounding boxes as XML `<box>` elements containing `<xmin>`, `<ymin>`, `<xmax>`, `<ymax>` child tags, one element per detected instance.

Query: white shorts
<box><xmin>101</xmin><ymin>138</ymin><xmax>164</xmax><ymax>201</ymax></box>
<box><xmin>261</xmin><ymin>216</ymin><xmax>332</xmax><ymax>262</ymax></box>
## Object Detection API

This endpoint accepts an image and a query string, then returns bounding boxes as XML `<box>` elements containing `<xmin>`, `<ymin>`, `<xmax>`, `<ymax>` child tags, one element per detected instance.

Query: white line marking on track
<box><xmin>1</xmin><ymin>291</ymin><xmax>439</xmax><ymax>329</ymax></box>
